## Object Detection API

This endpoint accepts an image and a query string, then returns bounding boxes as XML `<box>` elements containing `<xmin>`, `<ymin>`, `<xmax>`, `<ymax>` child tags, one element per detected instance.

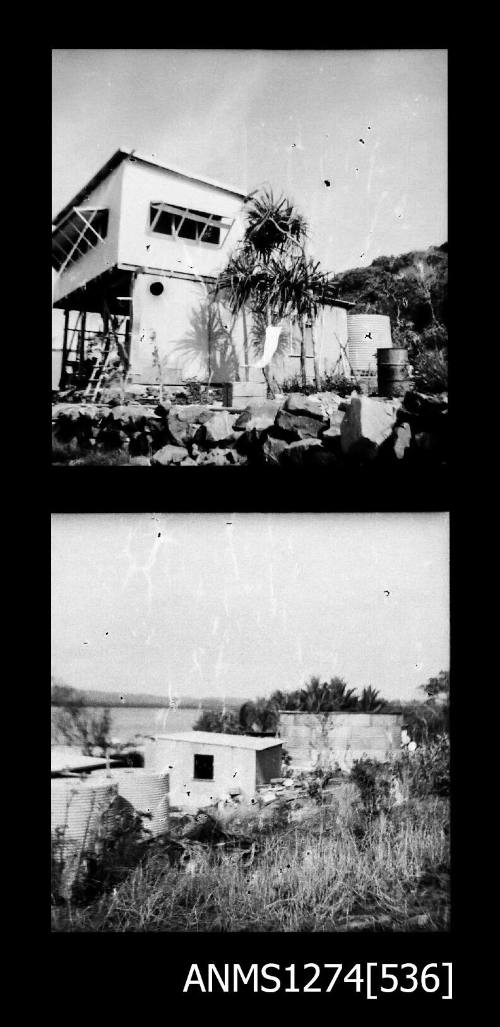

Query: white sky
<box><xmin>52</xmin><ymin>49</ymin><xmax>447</xmax><ymax>275</ymax></box>
<box><xmin>51</xmin><ymin>513</ymin><xmax>449</xmax><ymax>704</ymax></box>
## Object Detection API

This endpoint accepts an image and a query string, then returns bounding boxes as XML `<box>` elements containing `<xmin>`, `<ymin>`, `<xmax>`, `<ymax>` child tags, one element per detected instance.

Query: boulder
<box><xmin>314</xmin><ymin>391</ymin><xmax>343</xmax><ymax>419</ymax></box>
<box><xmin>341</xmin><ymin>395</ymin><xmax>400</xmax><ymax>459</ymax></box>
<box><xmin>202</xmin><ymin>410</ymin><xmax>238</xmax><ymax>445</ymax></box>
<box><xmin>393</xmin><ymin>422</ymin><xmax>412</xmax><ymax>460</ymax></box>
<box><xmin>283</xmin><ymin>392</ymin><xmax>329</xmax><ymax>421</ymax></box>
<box><xmin>155</xmin><ymin>402</ymin><xmax>172</xmax><ymax>420</ymax></box>
<box><xmin>166</xmin><ymin>413</ymin><xmax>199</xmax><ymax>448</ymax></box>
<box><xmin>53</xmin><ymin>404</ymin><xmax>84</xmax><ymax>422</ymax></box>
<box><xmin>152</xmin><ymin>444</ymin><xmax>189</xmax><ymax>465</ymax></box>
<box><xmin>108</xmin><ymin>404</ymin><xmax>147</xmax><ymax>427</ymax></box>
<box><xmin>320</xmin><ymin>411</ymin><xmax>345</xmax><ymax>443</ymax></box>
<box><xmin>169</xmin><ymin>404</ymin><xmax>213</xmax><ymax>424</ymax></box>
<box><xmin>274</xmin><ymin>409</ymin><xmax>326</xmax><ymax>440</ymax></box>
<box><xmin>281</xmin><ymin>438</ymin><xmax>324</xmax><ymax>466</ymax></box>
<box><xmin>262</xmin><ymin>436</ymin><xmax>289</xmax><ymax>465</ymax></box>
<box><xmin>196</xmin><ymin>447</ymin><xmax>231</xmax><ymax>466</ymax></box>
<box><xmin>180</xmin><ymin>457</ymin><xmax>198</xmax><ymax>466</ymax></box>
<box><xmin>233</xmin><ymin>400</ymin><xmax>282</xmax><ymax>434</ymax></box>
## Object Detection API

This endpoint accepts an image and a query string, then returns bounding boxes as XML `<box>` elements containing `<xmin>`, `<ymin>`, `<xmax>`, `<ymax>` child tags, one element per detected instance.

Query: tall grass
<box><xmin>51</xmin><ymin>796</ymin><xmax>449</xmax><ymax>933</ymax></box>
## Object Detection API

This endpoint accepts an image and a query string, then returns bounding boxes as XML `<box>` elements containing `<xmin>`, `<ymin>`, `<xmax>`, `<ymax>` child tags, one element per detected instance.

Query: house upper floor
<box><xmin>52</xmin><ymin>148</ymin><xmax>248</xmax><ymax>306</ymax></box>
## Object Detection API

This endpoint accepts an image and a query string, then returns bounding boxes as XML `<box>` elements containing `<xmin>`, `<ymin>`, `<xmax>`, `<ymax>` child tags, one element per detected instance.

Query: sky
<box><xmin>51</xmin><ymin>513</ymin><xmax>449</xmax><ymax>705</ymax></box>
<box><xmin>52</xmin><ymin>49</ymin><xmax>447</xmax><ymax>276</ymax></box>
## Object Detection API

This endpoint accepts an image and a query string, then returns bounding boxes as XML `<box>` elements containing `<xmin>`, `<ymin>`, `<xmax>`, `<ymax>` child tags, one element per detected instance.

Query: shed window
<box><xmin>194</xmin><ymin>753</ymin><xmax>214</xmax><ymax>780</ymax></box>
<box><xmin>52</xmin><ymin>208</ymin><xmax>109</xmax><ymax>273</ymax></box>
<box><xmin>150</xmin><ymin>203</ymin><xmax>231</xmax><ymax>246</ymax></box>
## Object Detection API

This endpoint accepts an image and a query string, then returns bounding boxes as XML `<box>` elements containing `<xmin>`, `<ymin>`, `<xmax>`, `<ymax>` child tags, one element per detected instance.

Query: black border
<box><xmin>44</xmin><ymin>43</ymin><xmax>461</xmax><ymax>1011</ymax></box>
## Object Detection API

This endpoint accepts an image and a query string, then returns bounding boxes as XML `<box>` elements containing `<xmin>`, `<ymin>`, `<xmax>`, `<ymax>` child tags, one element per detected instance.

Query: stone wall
<box><xmin>52</xmin><ymin>388</ymin><xmax>448</xmax><ymax>469</ymax></box>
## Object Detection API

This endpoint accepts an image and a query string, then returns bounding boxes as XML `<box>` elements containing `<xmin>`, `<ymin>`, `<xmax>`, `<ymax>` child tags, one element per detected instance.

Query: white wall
<box><xmin>52</xmin><ymin>163</ymin><xmax>125</xmax><ymax>305</ymax></box>
<box><xmin>269</xmin><ymin>307</ymin><xmax>349</xmax><ymax>386</ymax></box>
<box><xmin>129</xmin><ymin>273</ymin><xmax>266</xmax><ymax>385</ymax></box>
<box><xmin>145</xmin><ymin>737</ymin><xmax>257</xmax><ymax>809</ymax></box>
<box><xmin>118</xmin><ymin>161</ymin><xmax>247</xmax><ymax>279</ymax></box>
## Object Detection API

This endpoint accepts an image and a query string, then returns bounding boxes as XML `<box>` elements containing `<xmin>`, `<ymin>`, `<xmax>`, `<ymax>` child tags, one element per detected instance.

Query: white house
<box><xmin>145</xmin><ymin>731</ymin><xmax>282</xmax><ymax>810</ymax></box>
<box><xmin>52</xmin><ymin>148</ymin><xmax>352</xmax><ymax>392</ymax></box>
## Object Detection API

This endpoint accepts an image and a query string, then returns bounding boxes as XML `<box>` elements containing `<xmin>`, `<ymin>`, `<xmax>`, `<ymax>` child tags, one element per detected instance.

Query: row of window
<box><xmin>53</xmin><ymin>201</ymin><xmax>230</xmax><ymax>273</ymax></box>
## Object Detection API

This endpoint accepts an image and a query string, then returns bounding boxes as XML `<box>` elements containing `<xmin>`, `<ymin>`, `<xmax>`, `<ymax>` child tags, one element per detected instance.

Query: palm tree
<box><xmin>326</xmin><ymin>677</ymin><xmax>359</xmax><ymax>711</ymax></box>
<box><xmin>359</xmin><ymin>686</ymin><xmax>384</xmax><ymax>712</ymax></box>
<box><xmin>214</xmin><ymin>189</ymin><xmax>341</xmax><ymax>391</ymax></box>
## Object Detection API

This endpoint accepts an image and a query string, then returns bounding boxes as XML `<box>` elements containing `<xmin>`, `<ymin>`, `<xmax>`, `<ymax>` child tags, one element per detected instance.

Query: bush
<box><xmin>193</xmin><ymin>709</ymin><xmax>241</xmax><ymax>734</ymax></box>
<box><xmin>350</xmin><ymin>758</ymin><xmax>395</xmax><ymax>816</ymax></box>
<box><xmin>398</xmin><ymin>735</ymin><xmax>450</xmax><ymax>799</ymax></box>
<box><xmin>280</xmin><ymin>372</ymin><xmax>358</xmax><ymax>397</ymax></box>
<box><xmin>410</xmin><ymin>347</ymin><xmax>448</xmax><ymax>394</ymax></box>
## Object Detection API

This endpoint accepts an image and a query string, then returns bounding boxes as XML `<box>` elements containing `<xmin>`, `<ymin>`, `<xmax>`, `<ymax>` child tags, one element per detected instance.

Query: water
<box><xmin>51</xmin><ymin>705</ymin><xmax>197</xmax><ymax>745</ymax></box>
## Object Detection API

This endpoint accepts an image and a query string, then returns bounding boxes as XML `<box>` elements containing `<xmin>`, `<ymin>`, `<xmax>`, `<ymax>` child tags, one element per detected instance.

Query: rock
<box><xmin>283</xmin><ymin>393</ymin><xmax>328</xmax><ymax>421</ymax></box>
<box><xmin>108</xmin><ymin>404</ymin><xmax>147</xmax><ymax>427</ymax></box>
<box><xmin>281</xmin><ymin>438</ymin><xmax>324</xmax><ymax>466</ymax></box>
<box><xmin>202</xmin><ymin>410</ymin><xmax>237</xmax><ymax>445</ymax></box>
<box><xmin>196</xmin><ymin>447</ymin><xmax>231</xmax><ymax>466</ymax></box>
<box><xmin>393</xmin><ymin>422</ymin><xmax>412</xmax><ymax>460</ymax></box>
<box><xmin>314</xmin><ymin>391</ymin><xmax>343</xmax><ymax>419</ymax></box>
<box><xmin>274</xmin><ymin>410</ymin><xmax>327</xmax><ymax>440</ymax></box>
<box><xmin>53</xmin><ymin>404</ymin><xmax>83</xmax><ymax>422</ymax></box>
<box><xmin>320</xmin><ymin>411</ymin><xmax>345</xmax><ymax>442</ymax></box>
<box><xmin>155</xmin><ymin>402</ymin><xmax>172</xmax><ymax>420</ymax></box>
<box><xmin>233</xmin><ymin>400</ymin><xmax>282</xmax><ymax>433</ymax></box>
<box><xmin>262</xmin><ymin>436</ymin><xmax>289</xmax><ymax>465</ymax></box>
<box><xmin>180</xmin><ymin>457</ymin><xmax>198</xmax><ymax>466</ymax></box>
<box><xmin>341</xmin><ymin>395</ymin><xmax>400</xmax><ymax>459</ymax></box>
<box><xmin>166</xmin><ymin>413</ymin><xmax>199</xmax><ymax>448</ymax></box>
<box><xmin>170</xmin><ymin>404</ymin><xmax>213</xmax><ymax>424</ymax></box>
<box><xmin>152</xmin><ymin>444</ymin><xmax>189</xmax><ymax>465</ymax></box>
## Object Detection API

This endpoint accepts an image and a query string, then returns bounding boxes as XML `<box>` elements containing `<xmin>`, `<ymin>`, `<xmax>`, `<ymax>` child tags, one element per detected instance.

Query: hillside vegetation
<box><xmin>334</xmin><ymin>243</ymin><xmax>448</xmax><ymax>341</ymax></box>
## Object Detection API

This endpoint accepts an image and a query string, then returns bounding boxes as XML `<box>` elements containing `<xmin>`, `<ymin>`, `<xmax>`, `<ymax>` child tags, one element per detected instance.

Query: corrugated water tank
<box><xmin>91</xmin><ymin>768</ymin><xmax>169</xmax><ymax>836</ymax></box>
<box><xmin>347</xmin><ymin>314</ymin><xmax>392</xmax><ymax>374</ymax></box>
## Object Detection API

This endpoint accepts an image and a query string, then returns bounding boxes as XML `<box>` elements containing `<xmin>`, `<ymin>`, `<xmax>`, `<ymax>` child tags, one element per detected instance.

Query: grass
<box><xmin>51</xmin><ymin>790</ymin><xmax>449</xmax><ymax>933</ymax></box>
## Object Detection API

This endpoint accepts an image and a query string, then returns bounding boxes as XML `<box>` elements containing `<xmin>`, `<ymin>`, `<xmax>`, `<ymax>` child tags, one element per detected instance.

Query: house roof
<box><xmin>51</xmin><ymin>745</ymin><xmax>108</xmax><ymax>774</ymax></box>
<box><xmin>152</xmin><ymin>731</ymin><xmax>282</xmax><ymax>751</ymax></box>
<box><xmin>52</xmin><ymin>147</ymin><xmax>248</xmax><ymax>229</ymax></box>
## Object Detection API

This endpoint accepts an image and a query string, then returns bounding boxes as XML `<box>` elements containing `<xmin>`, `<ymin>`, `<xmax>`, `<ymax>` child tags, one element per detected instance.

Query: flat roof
<box><xmin>53</xmin><ymin>147</ymin><xmax>248</xmax><ymax>229</ymax></box>
<box><xmin>51</xmin><ymin>745</ymin><xmax>108</xmax><ymax>773</ymax></box>
<box><xmin>152</xmin><ymin>731</ymin><xmax>281</xmax><ymax>751</ymax></box>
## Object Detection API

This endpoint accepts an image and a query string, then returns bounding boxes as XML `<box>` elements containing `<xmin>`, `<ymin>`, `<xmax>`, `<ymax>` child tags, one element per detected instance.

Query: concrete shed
<box><xmin>278</xmin><ymin>712</ymin><xmax>403</xmax><ymax>772</ymax></box>
<box><xmin>145</xmin><ymin>731</ymin><xmax>282</xmax><ymax>810</ymax></box>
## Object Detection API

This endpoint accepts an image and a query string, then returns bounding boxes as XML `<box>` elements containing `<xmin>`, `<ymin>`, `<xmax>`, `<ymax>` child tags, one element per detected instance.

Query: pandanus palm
<box><xmin>214</xmin><ymin>188</ymin><xmax>338</xmax><ymax>389</ymax></box>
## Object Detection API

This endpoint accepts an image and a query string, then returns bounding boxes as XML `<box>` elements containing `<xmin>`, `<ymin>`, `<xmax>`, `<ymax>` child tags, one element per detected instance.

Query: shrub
<box><xmin>410</xmin><ymin>347</ymin><xmax>448</xmax><ymax>394</ymax></box>
<box><xmin>193</xmin><ymin>709</ymin><xmax>241</xmax><ymax>734</ymax></box>
<box><xmin>350</xmin><ymin>758</ymin><xmax>395</xmax><ymax>816</ymax></box>
<box><xmin>280</xmin><ymin>371</ymin><xmax>358</xmax><ymax>397</ymax></box>
<box><xmin>398</xmin><ymin>735</ymin><xmax>450</xmax><ymax>799</ymax></box>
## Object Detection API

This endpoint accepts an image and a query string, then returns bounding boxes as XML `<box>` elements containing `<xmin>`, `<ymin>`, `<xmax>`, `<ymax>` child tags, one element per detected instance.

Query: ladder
<box><xmin>83</xmin><ymin>347</ymin><xmax>114</xmax><ymax>401</ymax></box>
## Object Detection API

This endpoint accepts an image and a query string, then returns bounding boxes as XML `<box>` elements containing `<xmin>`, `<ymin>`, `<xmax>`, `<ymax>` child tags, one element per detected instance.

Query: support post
<box><xmin>60</xmin><ymin>308</ymin><xmax>70</xmax><ymax>389</ymax></box>
<box><xmin>78</xmin><ymin>311</ymin><xmax>87</xmax><ymax>379</ymax></box>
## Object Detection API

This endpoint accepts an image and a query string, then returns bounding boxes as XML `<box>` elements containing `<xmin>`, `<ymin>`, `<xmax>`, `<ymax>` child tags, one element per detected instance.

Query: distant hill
<box><xmin>334</xmin><ymin>243</ymin><xmax>448</xmax><ymax>351</ymax></box>
<box><xmin>51</xmin><ymin>683</ymin><xmax>243</xmax><ymax>710</ymax></box>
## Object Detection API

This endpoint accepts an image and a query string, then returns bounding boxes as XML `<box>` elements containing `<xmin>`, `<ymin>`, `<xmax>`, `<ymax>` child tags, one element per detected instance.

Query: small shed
<box><xmin>145</xmin><ymin>731</ymin><xmax>282</xmax><ymax>810</ymax></box>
